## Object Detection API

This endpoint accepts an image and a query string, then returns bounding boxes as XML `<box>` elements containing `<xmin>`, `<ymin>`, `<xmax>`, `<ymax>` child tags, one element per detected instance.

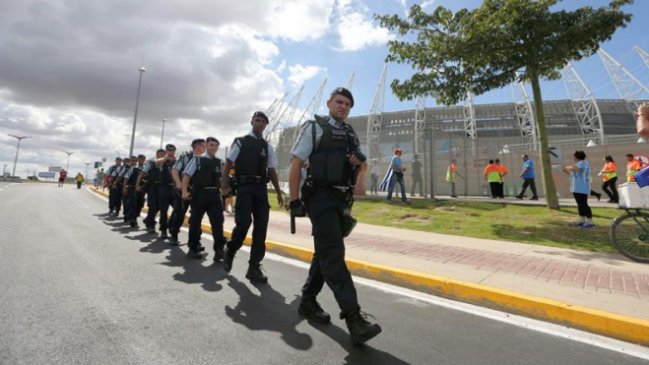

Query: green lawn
<box><xmin>269</xmin><ymin>192</ymin><xmax>621</xmax><ymax>253</ymax></box>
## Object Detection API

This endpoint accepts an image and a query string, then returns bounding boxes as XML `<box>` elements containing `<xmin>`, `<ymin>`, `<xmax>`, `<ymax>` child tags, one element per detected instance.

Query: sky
<box><xmin>1</xmin><ymin>0</ymin><xmax>648</xmax><ymax>177</ymax></box>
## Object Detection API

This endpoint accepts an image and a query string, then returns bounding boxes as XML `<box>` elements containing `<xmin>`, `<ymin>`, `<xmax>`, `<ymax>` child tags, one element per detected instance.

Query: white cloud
<box><xmin>287</xmin><ymin>64</ymin><xmax>326</xmax><ymax>88</ymax></box>
<box><xmin>266</xmin><ymin>0</ymin><xmax>336</xmax><ymax>41</ymax></box>
<box><xmin>335</xmin><ymin>0</ymin><xmax>395</xmax><ymax>52</ymax></box>
<box><xmin>421</xmin><ymin>0</ymin><xmax>437</xmax><ymax>9</ymax></box>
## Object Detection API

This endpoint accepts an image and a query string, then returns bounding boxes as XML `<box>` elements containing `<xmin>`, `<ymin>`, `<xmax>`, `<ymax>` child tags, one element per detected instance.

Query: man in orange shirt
<box><xmin>484</xmin><ymin>159</ymin><xmax>500</xmax><ymax>198</ymax></box>
<box><xmin>626</xmin><ymin>153</ymin><xmax>643</xmax><ymax>183</ymax></box>
<box><xmin>494</xmin><ymin>159</ymin><xmax>508</xmax><ymax>198</ymax></box>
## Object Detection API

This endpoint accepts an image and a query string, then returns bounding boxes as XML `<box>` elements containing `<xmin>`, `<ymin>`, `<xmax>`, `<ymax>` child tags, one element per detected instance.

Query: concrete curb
<box><xmin>90</xmin><ymin>187</ymin><xmax>649</xmax><ymax>347</ymax></box>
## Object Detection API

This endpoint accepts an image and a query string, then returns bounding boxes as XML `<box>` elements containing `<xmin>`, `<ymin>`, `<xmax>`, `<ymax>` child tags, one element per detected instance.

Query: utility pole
<box><xmin>129</xmin><ymin>66</ymin><xmax>147</xmax><ymax>157</ymax></box>
<box><xmin>8</xmin><ymin>134</ymin><xmax>30</xmax><ymax>177</ymax></box>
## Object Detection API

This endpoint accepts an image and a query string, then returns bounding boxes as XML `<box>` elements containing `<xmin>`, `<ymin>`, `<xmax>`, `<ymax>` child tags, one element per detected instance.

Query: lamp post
<box><xmin>8</xmin><ymin>134</ymin><xmax>30</xmax><ymax>177</ymax></box>
<box><xmin>84</xmin><ymin>162</ymin><xmax>92</xmax><ymax>178</ymax></box>
<box><xmin>160</xmin><ymin>118</ymin><xmax>167</xmax><ymax>149</ymax></box>
<box><xmin>64</xmin><ymin>151</ymin><xmax>74</xmax><ymax>171</ymax></box>
<box><xmin>129</xmin><ymin>66</ymin><xmax>146</xmax><ymax>157</ymax></box>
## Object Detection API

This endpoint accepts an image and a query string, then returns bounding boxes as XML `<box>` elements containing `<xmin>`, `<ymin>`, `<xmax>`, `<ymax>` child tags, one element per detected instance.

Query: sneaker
<box><xmin>581</xmin><ymin>222</ymin><xmax>595</xmax><ymax>229</ymax></box>
<box><xmin>298</xmin><ymin>299</ymin><xmax>331</xmax><ymax>324</ymax></box>
<box><xmin>246</xmin><ymin>264</ymin><xmax>268</xmax><ymax>284</ymax></box>
<box><xmin>530</xmin><ymin>197</ymin><xmax>539</xmax><ymax>201</ymax></box>
<box><xmin>345</xmin><ymin>311</ymin><xmax>382</xmax><ymax>345</ymax></box>
<box><xmin>223</xmin><ymin>247</ymin><xmax>235</xmax><ymax>272</ymax></box>
<box><xmin>575</xmin><ymin>222</ymin><xmax>585</xmax><ymax>227</ymax></box>
<box><xmin>515</xmin><ymin>195</ymin><xmax>523</xmax><ymax>200</ymax></box>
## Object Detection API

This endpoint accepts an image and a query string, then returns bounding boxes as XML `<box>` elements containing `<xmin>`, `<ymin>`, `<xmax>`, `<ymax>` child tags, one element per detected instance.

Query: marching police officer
<box><xmin>288</xmin><ymin>87</ymin><xmax>382</xmax><ymax>345</ymax></box>
<box><xmin>169</xmin><ymin>139</ymin><xmax>206</xmax><ymax>245</ymax></box>
<box><xmin>181</xmin><ymin>137</ymin><xmax>227</xmax><ymax>259</ymax></box>
<box><xmin>221</xmin><ymin>111</ymin><xmax>284</xmax><ymax>283</ymax></box>
<box><xmin>105</xmin><ymin>157</ymin><xmax>122</xmax><ymax>215</ymax></box>
<box><xmin>123</xmin><ymin>155</ymin><xmax>145</xmax><ymax>228</ymax></box>
<box><xmin>133</xmin><ymin>154</ymin><xmax>148</xmax><ymax>222</ymax></box>
<box><xmin>140</xmin><ymin>149</ymin><xmax>166</xmax><ymax>234</ymax></box>
<box><xmin>116</xmin><ymin>156</ymin><xmax>134</xmax><ymax>223</ymax></box>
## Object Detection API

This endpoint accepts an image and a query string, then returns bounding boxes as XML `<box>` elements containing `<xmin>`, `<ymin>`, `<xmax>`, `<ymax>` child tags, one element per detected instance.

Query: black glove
<box><xmin>290</xmin><ymin>199</ymin><xmax>306</xmax><ymax>217</ymax></box>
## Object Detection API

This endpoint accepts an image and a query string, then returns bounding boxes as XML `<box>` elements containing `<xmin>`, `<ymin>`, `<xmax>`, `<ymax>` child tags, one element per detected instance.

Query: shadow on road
<box><xmin>224</xmin><ymin>276</ymin><xmax>313</xmax><ymax>351</ymax></box>
<box><xmin>162</xmin><ymin>247</ymin><xmax>226</xmax><ymax>293</ymax></box>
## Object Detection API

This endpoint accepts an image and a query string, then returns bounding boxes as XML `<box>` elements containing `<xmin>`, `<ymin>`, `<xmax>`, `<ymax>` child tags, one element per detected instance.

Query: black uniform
<box><xmin>169</xmin><ymin>152</ymin><xmax>193</xmax><ymax>241</ymax></box>
<box><xmin>186</xmin><ymin>156</ymin><xmax>227</xmax><ymax>256</ymax></box>
<box><xmin>143</xmin><ymin>160</ymin><xmax>161</xmax><ymax>230</ymax></box>
<box><xmin>107</xmin><ymin>164</ymin><xmax>121</xmax><ymax>214</ymax></box>
<box><xmin>225</xmin><ymin>135</ymin><xmax>271</xmax><ymax>267</ymax></box>
<box><xmin>124</xmin><ymin>165</ymin><xmax>142</xmax><ymax>226</ymax></box>
<box><xmin>299</xmin><ymin>118</ymin><xmax>362</xmax><ymax>318</ymax></box>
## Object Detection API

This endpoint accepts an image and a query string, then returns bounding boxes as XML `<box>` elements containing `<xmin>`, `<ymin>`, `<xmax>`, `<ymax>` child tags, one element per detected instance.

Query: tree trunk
<box><xmin>529</xmin><ymin>70</ymin><xmax>560</xmax><ymax>210</ymax></box>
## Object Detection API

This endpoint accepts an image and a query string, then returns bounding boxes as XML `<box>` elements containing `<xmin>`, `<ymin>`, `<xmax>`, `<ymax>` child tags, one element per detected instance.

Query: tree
<box><xmin>377</xmin><ymin>0</ymin><xmax>632</xmax><ymax>209</ymax></box>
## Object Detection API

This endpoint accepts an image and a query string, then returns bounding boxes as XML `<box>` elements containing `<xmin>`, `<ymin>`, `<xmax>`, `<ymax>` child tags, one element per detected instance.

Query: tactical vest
<box><xmin>192</xmin><ymin>157</ymin><xmax>222</xmax><ymax>190</ymax></box>
<box><xmin>160</xmin><ymin>161</ymin><xmax>173</xmax><ymax>185</ymax></box>
<box><xmin>148</xmin><ymin>161</ymin><xmax>161</xmax><ymax>184</ymax></box>
<box><xmin>127</xmin><ymin>166</ymin><xmax>140</xmax><ymax>187</ymax></box>
<box><xmin>309</xmin><ymin>119</ymin><xmax>358</xmax><ymax>187</ymax></box>
<box><xmin>234</xmin><ymin>135</ymin><xmax>268</xmax><ymax>177</ymax></box>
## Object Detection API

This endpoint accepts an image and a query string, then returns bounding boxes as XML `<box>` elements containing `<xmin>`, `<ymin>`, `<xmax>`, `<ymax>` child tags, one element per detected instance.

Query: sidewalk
<box><xmin>91</xmin><ymin>188</ymin><xmax>649</xmax><ymax>345</ymax></box>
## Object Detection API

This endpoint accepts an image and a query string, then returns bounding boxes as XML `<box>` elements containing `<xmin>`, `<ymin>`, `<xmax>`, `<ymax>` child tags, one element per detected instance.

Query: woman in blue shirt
<box><xmin>563</xmin><ymin>151</ymin><xmax>594</xmax><ymax>228</ymax></box>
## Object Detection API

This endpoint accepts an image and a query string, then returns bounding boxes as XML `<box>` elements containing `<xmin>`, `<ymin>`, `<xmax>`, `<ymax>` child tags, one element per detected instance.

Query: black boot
<box><xmin>345</xmin><ymin>311</ymin><xmax>382</xmax><ymax>345</ymax></box>
<box><xmin>213</xmin><ymin>246</ymin><xmax>224</xmax><ymax>262</ymax></box>
<box><xmin>160</xmin><ymin>229</ymin><xmax>169</xmax><ymax>239</ymax></box>
<box><xmin>169</xmin><ymin>232</ymin><xmax>179</xmax><ymax>246</ymax></box>
<box><xmin>298</xmin><ymin>298</ymin><xmax>331</xmax><ymax>324</ymax></box>
<box><xmin>246</xmin><ymin>264</ymin><xmax>268</xmax><ymax>284</ymax></box>
<box><xmin>223</xmin><ymin>247</ymin><xmax>235</xmax><ymax>272</ymax></box>
<box><xmin>187</xmin><ymin>246</ymin><xmax>205</xmax><ymax>259</ymax></box>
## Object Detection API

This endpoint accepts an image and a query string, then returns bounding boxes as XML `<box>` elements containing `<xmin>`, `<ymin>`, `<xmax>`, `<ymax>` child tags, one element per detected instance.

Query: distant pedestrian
<box><xmin>494</xmin><ymin>159</ymin><xmax>508</xmax><ymax>198</ymax></box>
<box><xmin>516</xmin><ymin>154</ymin><xmax>538</xmax><ymax>200</ymax></box>
<box><xmin>75</xmin><ymin>172</ymin><xmax>84</xmax><ymax>189</ymax></box>
<box><xmin>563</xmin><ymin>151</ymin><xmax>594</xmax><ymax>228</ymax></box>
<box><xmin>446</xmin><ymin>159</ymin><xmax>463</xmax><ymax>197</ymax></box>
<box><xmin>626</xmin><ymin>153</ymin><xmax>643</xmax><ymax>183</ymax></box>
<box><xmin>484</xmin><ymin>159</ymin><xmax>499</xmax><ymax>198</ymax></box>
<box><xmin>369</xmin><ymin>159</ymin><xmax>379</xmax><ymax>195</ymax></box>
<box><xmin>386</xmin><ymin>148</ymin><xmax>408</xmax><ymax>203</ymax></box>
<box><xmin>598</xmin><ymin>155</ymin><xmax>618</xmax><ymax>203</ymax></box>
<box><xmin>58</xmin><ymin>169</ymin><xmax>67</xmax><ymax>188</ymax></box>
<box><xmin>411</xmin><ymin>154</ymin><xmax>423</xmax><ymax>197</ymax></box>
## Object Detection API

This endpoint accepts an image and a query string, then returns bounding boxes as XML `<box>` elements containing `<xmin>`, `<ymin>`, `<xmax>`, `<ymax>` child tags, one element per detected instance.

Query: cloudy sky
<box><xmin>1</xmin><ymin>0</ymin><xmax>648</xmax><ymax>177</ymax></box>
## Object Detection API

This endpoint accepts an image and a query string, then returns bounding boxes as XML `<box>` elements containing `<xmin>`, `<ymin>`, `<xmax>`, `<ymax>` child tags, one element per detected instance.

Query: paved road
<box><xmin>0</xmin><ymin>183</ymin><xmax>646</xmax><ymax>365</ymax></box>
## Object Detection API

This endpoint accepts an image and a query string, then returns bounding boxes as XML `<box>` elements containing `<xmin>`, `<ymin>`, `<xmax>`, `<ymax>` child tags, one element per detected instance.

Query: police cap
<box><xmin>252</xmin><ymin>111</ymin><xmax>269</xmax><ymax>123</ymax></box>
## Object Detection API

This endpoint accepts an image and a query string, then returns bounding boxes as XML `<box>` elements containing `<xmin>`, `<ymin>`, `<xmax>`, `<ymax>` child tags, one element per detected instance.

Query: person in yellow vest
<box><xmin>626</xmin><ymin>153</ymin><xmax>643</xmax><ymax>183</ymax></box>
<box><xmin>446</xmin><ymin>159</ymin><xmax>464</xmax><ymax>197</ymax></box>
<box><xmin>494</xmin><ymin>159</ymin><xmax>508</xmax><ymax>198</ymax></box>
<box><xmin>598</xmin><ymin>155</ymin><xmax>618</xmax><ymax>203</ymax></box>
<box><xmin>484</xmin><ymin>159</ymin><xmax>500</xmax><ymax>198</ymax></box>
<box><xmin>75</xmin><ymin>172</ymin><xmax>84</xmax><ymax>189</ymax></box>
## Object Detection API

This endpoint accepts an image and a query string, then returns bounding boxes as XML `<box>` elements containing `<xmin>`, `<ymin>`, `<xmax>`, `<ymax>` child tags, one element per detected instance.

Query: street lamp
<box><xmin>84</xmin><ymin>162</ymin><xmax>92</xmax><ymax>178</ymax></box>
<box><xmin>8</xmin><ymin>134</ymin><xmax>30</xmax><ymax>177</ymax></box>
<box><xmin>63</xmin><ymin>151</ymin><xmax>74</xmax><ymax>171</ymax></box>
<box><xmin>160</xmin><ymin>118</ymin><xmax>168</xmax><ymax>149</ymax></box>
<box><xmin>129</xmin><ymin>66</ymin><xmax>147</xmax><ymax>157</ymax></box>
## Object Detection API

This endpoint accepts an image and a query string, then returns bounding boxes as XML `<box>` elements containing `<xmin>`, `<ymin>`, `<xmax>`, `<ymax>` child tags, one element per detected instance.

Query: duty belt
<box><xmin>238</xmin><ymin>175</ymin><xmax>265</xmax><ymax>184</ymax></box>
<box><xmin>195</xmin><ymin>186</ymin><xmax>220</xmax><ymax>192</ymax></box>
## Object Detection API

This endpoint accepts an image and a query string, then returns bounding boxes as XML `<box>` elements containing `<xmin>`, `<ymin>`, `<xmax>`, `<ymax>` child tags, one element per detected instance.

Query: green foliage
<box><xmin>376</xmin><ymin>0</ymin><xmax>633</xmax><ymax>105</ymax></box>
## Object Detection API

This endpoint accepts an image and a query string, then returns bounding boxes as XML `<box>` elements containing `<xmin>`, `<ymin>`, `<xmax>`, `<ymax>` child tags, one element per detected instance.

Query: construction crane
<box><xmin>366</xmin><ymin>64</ymin><xmax>387</xmax><ymax>163</ymax></box>
<box><xmin>561</xmin><ymin>62</ymin><xmax>605</xmax><ymax>145</ymax></box>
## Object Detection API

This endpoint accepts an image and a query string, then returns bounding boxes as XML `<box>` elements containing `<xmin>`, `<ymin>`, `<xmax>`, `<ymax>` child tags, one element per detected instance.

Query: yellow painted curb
<box><xmin>90</xmin><ymin>188</ymin><xmax>649</xmax><ymax>347</ymax></box>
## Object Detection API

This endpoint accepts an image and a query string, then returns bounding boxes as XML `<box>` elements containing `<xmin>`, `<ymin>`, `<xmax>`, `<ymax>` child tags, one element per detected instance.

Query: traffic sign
<box><xmin>38</xmin><ymin>172</ymin><xmax>56</xmax><ymax>178</ymax></box>
<box><xmin>48</xmin><ymin>166</ymin><xmax>62</xmax><ymax>172</ymax></box>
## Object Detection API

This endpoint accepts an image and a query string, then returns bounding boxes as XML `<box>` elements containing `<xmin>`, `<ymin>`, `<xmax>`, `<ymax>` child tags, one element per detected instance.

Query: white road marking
<box><xmin>87</xmin><ymin>189</ymin><xmax>649</xmax><ymax>359</ymax></box>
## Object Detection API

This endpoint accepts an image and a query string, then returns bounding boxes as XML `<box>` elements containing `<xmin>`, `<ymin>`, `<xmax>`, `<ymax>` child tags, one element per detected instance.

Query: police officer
<box><xmin>134</xmin><ymin>154</ymin><xmax>147</xmax><ymax>221</ymax></box>
<box><xmin>117</xmin><ymin>156</ymin><xmax>134</xmax><ymax>223</ymax></box>
<box><xmin>169</xmin><ymin>139</ymin><xmax>206</xmax><ymax>245</ymax></box>
<box><xmin>123</xmin><ymin>155</ymin><xmax>144</xmax><ymax>228</ymax></box>
<box><xmin>221</xmin><ymin>111</ymin><xmax>284</xmax><ymax>283</ymax></box>
<box><xmin>289</xmin><ymin>87</ymin><xmax>381</xmax><ymax>345</ymax></box>
<box><xmin>182</xmin><ymin>137</ymin><xmax>227</xmax><ymax>259</ymax></box>
<box><xmin>140</xmin><ymin>149</ymin><xmax>166</xmax><ymax>234</ymax></box>
<box><xmin>104</xmin><ymin>157</ymin><xmax>122</xmax><ymax>215</ymax></box>
<box><xmin>156</xmin><ymin>144</ymin><xmax>177</xmax><ymax>238</ymax></box>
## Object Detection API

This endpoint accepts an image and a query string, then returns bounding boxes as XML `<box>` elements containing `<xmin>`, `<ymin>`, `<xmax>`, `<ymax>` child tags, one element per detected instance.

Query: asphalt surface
<box><xmin>0</xmin><ymin>182</ymin><xmax>646</xmax><ymax>365</ymax></box>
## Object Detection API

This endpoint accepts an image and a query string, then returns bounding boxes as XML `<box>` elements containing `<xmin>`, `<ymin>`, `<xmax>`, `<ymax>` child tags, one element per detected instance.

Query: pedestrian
<box><xmin>75</xmin><ymin>172</ymin><xmax>84</xmax><ymax>189</ymax></box>
<box><xmin>105</xmin><ymin>158</ymin><xmax>122</xmax><ymax>215</ymax></box>
<box><xmin>563</xmin><ymin>151</ymin><xmax>594</xmax><ymax>228</ymax></box>
<box><xmin>626</xmin><ymin>153</ymin><xmax>643</xmax><ymax>183</ymax></box>
<box><xmin>598</xmin><ymin>155</ymin><xmax>618</xmax><ymax>203</ymax></box>
<box><xmin>386</xmin><ymin>148</ymin><xmax>408</xmax><ymax>203</ymax></box>
<box><xmin>484</xmin><ymin>159</ymin><xmax>499</xmax><ymax>198</ymax></box>
<box><xmin>58</xmin><ymin>169</ymin><xmax>68</xmax><ymax>188</ymax></box>
<box><xmin>446</xmin><ymin>159</ymin><xmax>463</xmax><ymax>198</ymax></box>
<box><xmin>494</xmin><ymin>159</ymin><xmax>508</xmax><ymax>198</ymax></box>
<box><xmin>139</xmin><ymin>149</ymin><xmax>166</xmax><ymax>234</ymax></box>
<box><xmin>288</xmin><ymin>87</ymin><xmax>382</xmax><ymax>345</ymax></box>
<box><xmin>369</xmin><ymin>159</ymin><xmax>379</xmax><ymax>195</ymax></box>
<box><xmin>182</xmin><ymin>137</ymin><xmax>227</xmax><ymax>260</ymax></box>
<box><xmin>169</xmin><ymin>139</ymin><xmax>206</xmax><ymax>245</ymax></box>
<box><xmin>221</xmin><ymin>111</ymin><xmax>285</xmax><ymax>284</ymax></box>
<box><xmin>516</xmin><ymin>154</ymin><xmax>538</xmax><ymax>200</ymax></box>
<box><xmin>411</xmin><ymin>154</ymin><xmax>423</xmax><ymax>197</ymax></box>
